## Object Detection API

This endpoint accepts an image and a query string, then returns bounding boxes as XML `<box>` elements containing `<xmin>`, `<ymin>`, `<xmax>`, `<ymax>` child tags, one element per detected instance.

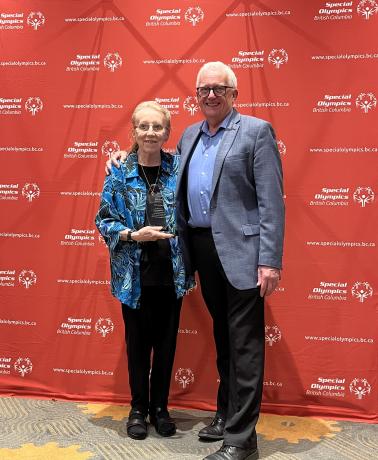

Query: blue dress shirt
<box><xmin>187</xmin><ymin>110</ymin><xmax>233</xmax><ymax>228</ymax></box>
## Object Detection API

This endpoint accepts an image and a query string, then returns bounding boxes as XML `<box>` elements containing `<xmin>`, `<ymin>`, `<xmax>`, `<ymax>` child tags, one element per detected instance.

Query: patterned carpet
<box><xmin>0</xmin><ymin>397</ymin><xmax>376</xmax><ymax>459</ymax></box>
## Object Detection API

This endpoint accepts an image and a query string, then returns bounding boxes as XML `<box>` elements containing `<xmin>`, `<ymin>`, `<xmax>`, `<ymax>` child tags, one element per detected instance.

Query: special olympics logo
<box><xmin>14</xmin><ymin>358</ymin><xmax>33</xmax><ymax>377</ymax></box>
<box><xmin>22</xmin><ymin>183</ymin><xmax>40</xmax><ymax>202</ymax></box>
<box><xmin>268</xmin><ymin>49</ymin><xmax>289</xmax><ymax>69</ymax></box>
<box><xmin>27</xmin><ymin>12</ymin><xmax>45</xmax><ymax>30</ymax></box>
<box><xmin>101</xmin><ymin>140</ymin><xmax>120</xmax><ymax>157</ymax></box>
<box><xmin>276</xmin><ymin>140</ymin><xmax>287</xmax><ymax>157</ymax></box>
<box><xmin>357</xmin><ymin>0</ymin><xmax>378</xmax><ymax>19</ymax></box>
<box><xmin>95</xmin><ymin>318</ymin><xmax>114</xmax><ymax>337</ymax></box>
<box><xmin>25</xmin><ymin>97</ymin><xmax>43</xmax><ymax>116</ymax></box>
<box><xmin>351</xmin><ymin>281</ymin><xmax>373</xmax><ymax>303</ymax></box>
<box><xmin>355</xmin><ymin>92</ymin><xmax>377</xmax><ymax>113</ymax></box>
<box><xmin>18</xmin><ymin>270</ymin><xmax>37</xmax><ymax>289</ymax></box>
<box><xmin>103</xmin><ymin>52</ymin><xmax>123</xmax><ymax>72</ymax></box>
<box><xmin>349</xmin><ymin>378</ymin><xmax>371</xmax><ymax>399</ymax></box>
<box><xmin>353</xmin><ymin>187</ymin><xmax>374</xmax><ymax>207</ymax></box>
<box><xmin>184</xmin><ymin>7</ymin><xmax>205</xmax><ymax>26</ymax></box>
<box><xmin>183</xmin><ymin>96</ymin><xmax>199</xmax><ymax>116</ymax></box>
<box><xmin>265</xmin><ymin>325</ymin><xmax>282</xmax><ymax>347</ymax></box>
<box><xmin>175</xmin><ymin>368</ymin><xmax>194</xmax><ymax>388</ymax></box>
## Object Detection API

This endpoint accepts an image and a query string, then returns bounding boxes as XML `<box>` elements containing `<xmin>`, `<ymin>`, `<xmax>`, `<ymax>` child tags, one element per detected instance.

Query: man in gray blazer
<box><xmin>176</xmin><ymin>61</ymin><xmax>284</xmax><ymax>460</ymax></box>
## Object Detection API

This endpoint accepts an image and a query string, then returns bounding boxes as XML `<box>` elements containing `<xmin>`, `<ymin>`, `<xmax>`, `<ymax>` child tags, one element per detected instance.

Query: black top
<box><xmin>138</xmin><ymin>164</ymin><xmax>174</xmax><ymax>287</ymax></box>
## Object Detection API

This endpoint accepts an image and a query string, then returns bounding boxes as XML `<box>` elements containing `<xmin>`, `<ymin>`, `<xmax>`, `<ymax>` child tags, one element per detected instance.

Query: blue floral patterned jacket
<box><xmin>95</xmin><ymin>151</ymin><xmax>194</xmax><ymax>308</ymax></box>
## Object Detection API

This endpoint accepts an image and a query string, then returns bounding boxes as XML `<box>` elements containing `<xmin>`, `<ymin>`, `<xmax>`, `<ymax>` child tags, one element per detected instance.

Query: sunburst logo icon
<box><xmin>14</xmin><ymin>358</ymin><xmax>33</xmax><ymax>377</ymax></box>
<box><xmin>25</xmin><ymin>97</ymin><xmax>43</xmax><ymax>116</ymax></box>
<box><xmin>265</xmin><ymin>325</ymin><xmax>282</xmax><ymax>347</ymax></box>
<box><xmin>268</xmin><ymin>49</ymin><xmax>289</xmax><ymax>69</ymax></box>
<box><xmin>357</xmin><ymin>0</ymin><xmax>378</xmax><ymax>19</ymax></box>
<box><xmin>175</xmin><ymin>368</ymin><xmax>194</xmax><ymax>388</ymax></box>
<box><xmin>349</xmin><ymin>378</ymin><xmax>371</xmax><ymax>399</ymax></box>
<box><xmin>277</xmin><ymin>140</ymin><xmax>287</xmax><ymax>157</ymax></box>
<box><xmin>95</xmin><ymin>318</ymin><xmax>114</xmax><ymax>337</ymax></box>
<box><xmin>18</xmin><ymin>270</ymin><xmax>37</xmax><ymax>289</ymax></box>
<box><xmin>103</xmin><ymin>53</ymin><xmax>123</xmax><ymax>72</ymax></box>
<box><xmin>101</xmin><ymin>140</ymin><xmax>120</xmax><ymax>157</ymax></box>
<box><xmin>98</xmin><ymin>234</ymin><xmax>107</xmax><ymax>246</ymax></box>
<box><xmin>351</xmin><ymin>281</ymin><xmax>373</xmax><ymax>303</ymax></box>
<box><xmin>27</xmin><ymin>12</ymin><xmax>45</xmax><ymax>30</ymax></box>
<box><xmin>183</xmin><ymin>96</ymin><xmax>199</xmax><ymax>116</ymax></box>
<box><xmin>355</xmin><ymin>92</ymin><xmax>377</xmax><ymax>113</ymax></box>
<box><xmin>22</xmin><ymin>183</ymin><xmax>40</xmax><ymax>202</ymax></box>
<box><xmin>353</xmin><ymin>187</ymin><xmax>374</xmax><ymax>207</ymax></box>
<box><xmin>184</xmin><ymin>7</ymin><xmax>205</xmax><ymax>26</ymax></box>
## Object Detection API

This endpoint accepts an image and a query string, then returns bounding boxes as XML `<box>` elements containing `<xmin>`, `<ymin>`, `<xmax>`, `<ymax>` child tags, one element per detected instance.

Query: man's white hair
<box><xmin>196</xmin><ymin>61</ymin><xmax>238</xmax><ymax>88</ymax></box>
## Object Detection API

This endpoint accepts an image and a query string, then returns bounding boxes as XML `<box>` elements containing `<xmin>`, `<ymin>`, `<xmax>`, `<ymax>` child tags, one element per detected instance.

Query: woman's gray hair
<box><xmin>130</xmin><ymin>101</ymin><xmax>171</xmax><ymax>152</ymax></box>
<box><xmin>196</xmin><ymin>61</ymin><xmax>237</xmax><ymax>88</ymax></box>
<box><xmin>132</xmin><ymin>100</ymin><xmax>171</xmax><ymax>130</ymax></box>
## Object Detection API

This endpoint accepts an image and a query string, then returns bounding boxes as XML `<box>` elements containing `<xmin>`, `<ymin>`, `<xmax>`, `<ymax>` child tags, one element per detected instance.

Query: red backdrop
<box><xmin>0</xmin><ymin>0</ymin><xmax>377</xmax><ymax>423</ymax></box>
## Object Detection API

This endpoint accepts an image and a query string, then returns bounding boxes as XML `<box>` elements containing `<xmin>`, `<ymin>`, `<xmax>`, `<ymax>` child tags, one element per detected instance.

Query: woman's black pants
<box><xmin>122</xmin><ymin>286</ymin><xmax>182</xmax><ymax>415</ymax></box>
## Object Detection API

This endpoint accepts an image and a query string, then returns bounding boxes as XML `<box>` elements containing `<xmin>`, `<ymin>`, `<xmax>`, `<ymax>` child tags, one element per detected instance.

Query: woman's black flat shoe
<box><xmin>149</xmin><ymin>408</ymin><xmax>176</xmax><ymax>437</ymax></box>
<box><xmin>127</xmin><ymin>410</ymin><xmax>148</xmax><ymax>440</ymax></box>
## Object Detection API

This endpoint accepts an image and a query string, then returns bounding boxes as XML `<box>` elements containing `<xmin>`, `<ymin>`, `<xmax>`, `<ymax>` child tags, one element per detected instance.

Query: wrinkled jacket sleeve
<box><xmin>253</xmin><ymin>121</ymin><xmax>285</xmax><ymax>269</ymax></box>
<box><xmin>95</xmin><ymin>173</ymin><xmax>128</xmax><ymax>251</ymax></box>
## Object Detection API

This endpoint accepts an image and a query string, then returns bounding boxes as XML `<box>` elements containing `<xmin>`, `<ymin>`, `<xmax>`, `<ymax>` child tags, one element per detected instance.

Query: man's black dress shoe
<box><xmin>149</xmin><ymin>407</ymin><xmax>176</xmax><ymax>437</ymax></box>
<box><xmin>203</xmin><ymin>445</ymin><xmax>259</xmax><ymax>460</ymax></box>
<box><xmin>126</xmin><ymin>410</ymin><xmax>147</xmax><ymax>440</ymax></box>
<box><xmin>198</xmin><ymin>415</ymin><xmax>225</xmax><ymax>440</ymax></box>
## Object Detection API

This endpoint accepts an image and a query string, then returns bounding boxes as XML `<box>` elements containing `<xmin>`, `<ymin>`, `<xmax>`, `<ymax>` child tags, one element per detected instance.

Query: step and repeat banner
<box><xmin>0</xmin><ymin>0</ymin><xmax>377</xmax><ymax>422</ymax></box>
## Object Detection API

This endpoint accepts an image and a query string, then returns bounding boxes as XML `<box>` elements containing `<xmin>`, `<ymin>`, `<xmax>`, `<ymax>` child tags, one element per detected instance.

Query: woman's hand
<box><xmin>120</xmin><ymin>226</ymin><xmax>174</xmax><ymax>242</ymax></box>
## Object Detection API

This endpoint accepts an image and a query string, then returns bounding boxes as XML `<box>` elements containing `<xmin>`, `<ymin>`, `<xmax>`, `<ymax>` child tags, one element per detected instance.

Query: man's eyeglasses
<box><xmin>135</xmin><ymin>123</ymin><xmax>166</xmax><ymax>133</ymax></box>
<box><xmin>196</xmin><ymin>85</ymin><xmax>234</xmax><ymax>98</ymax></box>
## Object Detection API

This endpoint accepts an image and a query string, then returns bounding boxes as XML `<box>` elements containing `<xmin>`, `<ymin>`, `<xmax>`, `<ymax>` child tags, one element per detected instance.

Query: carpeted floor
<box><xmin>0</xmin><ymin>397</ymin><xmax>376</xmax><ymax>459</ymax></box>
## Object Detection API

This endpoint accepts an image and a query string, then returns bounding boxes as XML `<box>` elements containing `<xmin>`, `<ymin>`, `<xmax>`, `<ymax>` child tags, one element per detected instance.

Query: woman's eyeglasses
<box><xmin>135</xmin><ymin>123</ymin><xmax>166</xmax><ymax>133</ymax></box>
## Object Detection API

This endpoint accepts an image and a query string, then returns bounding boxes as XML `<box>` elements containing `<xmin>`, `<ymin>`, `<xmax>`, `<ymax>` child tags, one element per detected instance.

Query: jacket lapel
<box><xmin>177</xmin><ymin>125</ymin><xmax>202</xmax><ymax>188</ymax></box>
<box><xmin>210</xmin><ymin>110</ymin><xmax>241</xmax><ymax>199</ymax></box>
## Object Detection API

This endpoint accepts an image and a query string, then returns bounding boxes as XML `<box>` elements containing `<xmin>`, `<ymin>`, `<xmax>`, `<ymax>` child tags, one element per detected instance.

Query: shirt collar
<box><xmin>201</xmin><ymin>109</ymin><xmax>234</xmax><ymax>137</ymax></box>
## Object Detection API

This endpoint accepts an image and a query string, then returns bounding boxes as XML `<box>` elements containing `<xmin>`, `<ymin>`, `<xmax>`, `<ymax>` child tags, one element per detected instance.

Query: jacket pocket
<box><xmin>224</xmin><ymin>157</ymin><xmax>248</xmax><ymax>177</ymax></box>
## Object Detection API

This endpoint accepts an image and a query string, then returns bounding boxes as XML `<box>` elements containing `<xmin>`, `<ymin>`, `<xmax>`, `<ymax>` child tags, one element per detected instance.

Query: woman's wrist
<box><xmin>119</xmin><ymin>229</ymin><xmax>136</xmax><ymax>242</ymax></box>
<box><xmin>129</xmin><ymin>230</ymin><xmax>139</xmax><ymax>242</ymax></box>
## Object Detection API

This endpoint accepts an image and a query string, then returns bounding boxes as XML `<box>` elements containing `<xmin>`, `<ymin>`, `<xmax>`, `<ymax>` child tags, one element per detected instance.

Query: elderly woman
<box><xmin>96</xmin><ymin>101</ymin><xmax>193</xmax><ymax>440</ymax></box>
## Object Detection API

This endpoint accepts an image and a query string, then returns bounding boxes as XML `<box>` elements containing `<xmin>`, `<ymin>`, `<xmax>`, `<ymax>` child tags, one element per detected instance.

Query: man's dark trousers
<box><xmin>189</xmin><ymin>227</ymin><xmax>265</xmax><ymax>450</ymax></box>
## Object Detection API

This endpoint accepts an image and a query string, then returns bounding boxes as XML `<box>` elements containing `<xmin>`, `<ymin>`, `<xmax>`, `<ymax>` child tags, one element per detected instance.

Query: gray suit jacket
<box><xmin>176</xmin><ymin>109</ymin><xmax>285</xmax><ymax>290</ymax></box>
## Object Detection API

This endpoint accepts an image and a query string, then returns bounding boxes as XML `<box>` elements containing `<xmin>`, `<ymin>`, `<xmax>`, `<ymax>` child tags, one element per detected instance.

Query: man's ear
<box><xmin>232</xmin><ymin>89</ymin><xmax>239</xmax><ymax>100</ymax></box>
